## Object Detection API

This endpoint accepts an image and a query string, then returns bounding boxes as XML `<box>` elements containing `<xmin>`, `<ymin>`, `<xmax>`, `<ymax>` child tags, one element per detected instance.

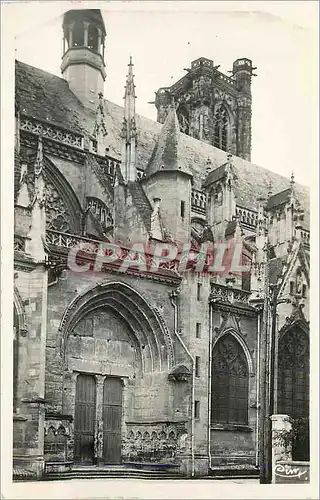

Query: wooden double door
<box><xmin>74</xmin><ymin>374</ymin><xmax>122</xmax><ymax>465</ymax></box>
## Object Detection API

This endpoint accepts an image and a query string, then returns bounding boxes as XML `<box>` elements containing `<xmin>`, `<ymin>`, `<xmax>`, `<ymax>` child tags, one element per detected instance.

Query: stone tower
<box><xmin>155</xmin><ymin>57</ymin><xmax>255</xmax><ymax>161</ymax></box>
<box><xmin>61</xmin><ymin>9</ymin><xmax>106</xmax><ymax>110</ymax></box>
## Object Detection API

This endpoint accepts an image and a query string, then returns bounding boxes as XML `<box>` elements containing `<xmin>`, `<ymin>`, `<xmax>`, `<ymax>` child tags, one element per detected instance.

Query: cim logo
<box><xmin>275</xmin><ymin>463</ymin><xmax>310</xmax><ymax>483</ymax></box>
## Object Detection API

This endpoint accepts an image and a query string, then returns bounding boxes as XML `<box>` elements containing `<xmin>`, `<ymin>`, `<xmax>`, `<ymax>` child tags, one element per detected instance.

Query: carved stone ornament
<box><xmin>168</xmin><ymin>364</ymin><xmax>192</xmax><ymax>382</ymax></box>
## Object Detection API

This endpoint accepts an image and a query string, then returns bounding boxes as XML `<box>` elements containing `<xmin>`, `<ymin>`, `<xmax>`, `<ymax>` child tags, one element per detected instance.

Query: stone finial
<box><xmin>34</xmin><ymin>136</ymin><xmax>44</xmax><ymax>176</ymax></box>
<box><xmin>290</xmin><ymin>171</ymin><xmax>295</xmax><ymax>189</ymax></box>
<box><xmin>92</xmin><ymin>92</ymin><xmax>108</xmax><ymax>141</ymax></box>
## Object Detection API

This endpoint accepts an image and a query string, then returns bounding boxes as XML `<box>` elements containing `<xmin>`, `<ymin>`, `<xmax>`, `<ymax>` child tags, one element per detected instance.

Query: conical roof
<box><xmin>144</xmin><ymin>106</ymin><xmax>192</xmax><ymax>178</ymax></box>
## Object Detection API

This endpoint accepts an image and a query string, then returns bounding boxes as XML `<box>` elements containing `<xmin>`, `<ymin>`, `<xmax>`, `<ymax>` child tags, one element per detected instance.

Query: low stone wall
<box><xmin>122</xmin><ymin>421</ymin><xmax>188</xmax><ymax>464</ymax></box>
<box><xmin>44</xmin><ymin>414</ymin><xmax>73</xmax><ymax>463</ymax></box>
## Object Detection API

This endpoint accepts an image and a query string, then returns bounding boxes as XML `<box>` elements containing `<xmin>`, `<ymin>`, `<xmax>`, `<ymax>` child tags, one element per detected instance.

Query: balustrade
<box><xmin>191</xmin><ymin>189</ymin><xmax>207</xmax><ymax>214</ymax></box>
<box><xmin>20</xmin><ymin>115</ymin><xmax>83</xmax><ymax>149</ymax></box>
<box><xmin>236</xmin><ymin>205</ymin><xmax>258</xmax><ymax>228</ymax></box>
<box><xmin>45</xmin><ymin>230</ymin><xmax>180</xmax><ymax>273</ymax></box>
<box><xmin>210</xmin><ymin>282</ymin><xmax>251</xmax><ymax>305</ymax></box>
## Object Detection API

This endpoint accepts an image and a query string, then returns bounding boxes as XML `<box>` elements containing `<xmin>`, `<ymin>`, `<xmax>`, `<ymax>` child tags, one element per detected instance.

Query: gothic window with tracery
<box><xmin>277</xmin><ymin>328</ymin><xmax>309</xmax><ymax>418</ymax></box>
<box><xmin>213</xmin><ymin>106</ymin><xmax>229</xmax><ymax>152</ymax></box>
<box><xmin>45</xmin><ymin>180</ymin><xmax>71</xmax><ymax>233</ymax></box>
<box><xmin>211</xmin><ymin>333</ymin><xmax>249</xmax><ymax>425</ymax></box>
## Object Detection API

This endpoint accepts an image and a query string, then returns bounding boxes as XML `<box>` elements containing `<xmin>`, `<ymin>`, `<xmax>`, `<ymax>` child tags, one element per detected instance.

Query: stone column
<box><xmin>95</xmin><ymin>375</ymin><xmax>105</xmax><ymax>465</ymax></box>
<box><xmin>97</xmin><ymin>28</ymin><xmax>102</xmax><ymax>54</ymax></box>
<box><xmin>199</xmin><ymin>112</ymin><xmax>204</xmax><ymax>140</ymax></box>
<box><xmin>62</xmin><ymin>371</ymin><xmax>78</xmax><ymax>462</ymax></box>
<box><xmin>68</xmin><ymin>22</ymin><xmax>74</xmax><ymax>48</ymax></box>
<box><xmin>270</xmin><ymin>414</ymin><xmax>292</xmax><ymax>483</ymax></box>
<box><xmin>83</xmin><ymin>21</ymin><xmax>89</xmax><ymax>47</ymax></box>
<box><xmin>62</xmin><ymin>371</ymin><xmax>78</xmax><ymax>417</ymax></box>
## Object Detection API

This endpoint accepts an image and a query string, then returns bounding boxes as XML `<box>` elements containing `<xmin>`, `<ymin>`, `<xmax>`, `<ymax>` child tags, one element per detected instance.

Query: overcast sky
<box><xmin>9</xmin><ymin>1</ymin><xmax>319</xmax><ymax>186</ymax></box>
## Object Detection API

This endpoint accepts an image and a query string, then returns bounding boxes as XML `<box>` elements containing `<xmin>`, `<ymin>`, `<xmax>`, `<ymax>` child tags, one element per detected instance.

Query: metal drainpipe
<box><xmin>255</xmin><ymin>307</ymin><xmax>261</xmax><ymax>467</ymax></box>
<box><xmin>170</xmin><ymin>295</ymin><xmax>195</xmax><ymax>478</ymax></box>
<box><xmin>208</xmin><ymin>302</ymin><xmax>213</xmax><ymax>471</ymax></box>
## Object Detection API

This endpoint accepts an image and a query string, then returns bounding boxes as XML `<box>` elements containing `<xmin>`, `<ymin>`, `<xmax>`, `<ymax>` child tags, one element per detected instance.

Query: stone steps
<box><xmin>43</xmin><ymin>466</ymin><xmax>183</xmax><ymax>481</ymax></box>
<box><xmin>209</xmin><ymin>464</ymin><xmax>259</xmax><ymax>479</ymax></box>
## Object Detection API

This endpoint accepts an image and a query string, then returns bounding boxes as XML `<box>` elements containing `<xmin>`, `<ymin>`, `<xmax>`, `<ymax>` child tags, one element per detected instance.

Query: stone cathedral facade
<box><xmin>13</xmin><ymin>9</ymin><xmax>310</xmax><ymax>480</ymax></box>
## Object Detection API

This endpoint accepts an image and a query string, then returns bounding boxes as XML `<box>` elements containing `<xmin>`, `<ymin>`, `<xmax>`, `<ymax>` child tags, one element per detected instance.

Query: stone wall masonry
<box><xmin>13</xmin><ymin>265</ymin><xmax>48</xmax><ymax>477</ymax></box>
<box><xmin>44</xmin><ymin>270</ymin><xmax>193</xmax><ymax>465</ymax></box>
<box><xmin>47</xmin><ymin>155</ymin><xmax>85</xmax><ymax>209</ymax></box>
<box><xmin>178</xmin><ymin>273</ymin><xmax>211</xmax><ymax>459</ymax></box>
<box><xmin>14</xmin><ymin>207</ymin><xmax>31</xmax><ymax>236</ymax></box>
<box><xmin>143</xmin><ymin>173</ymin><xmax>191</xmax><ymax>244</ymax></box>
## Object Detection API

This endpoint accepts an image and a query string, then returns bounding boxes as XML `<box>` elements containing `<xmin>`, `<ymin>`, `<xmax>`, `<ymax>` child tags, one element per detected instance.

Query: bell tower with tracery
<box><xmin>154</xmin><ymin>56</ymin><xmax>255</xmax><ymax>161</ymax></box>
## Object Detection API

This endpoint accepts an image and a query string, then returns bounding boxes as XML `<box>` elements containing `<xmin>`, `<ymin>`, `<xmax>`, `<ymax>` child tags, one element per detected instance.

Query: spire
<box><xmin>121</xmin><ymin>56</ymin><xmax>137</xmax><ymax>182</ymax></box>
<box><xmin>93</xmin><ymin>92</ymin><xmax>108</xmax><ymax>155</ymax></box>
<box><xmin>144</xmin><ymin>102</ymin><xmax>191</xmax><ymax>178</ymax></box>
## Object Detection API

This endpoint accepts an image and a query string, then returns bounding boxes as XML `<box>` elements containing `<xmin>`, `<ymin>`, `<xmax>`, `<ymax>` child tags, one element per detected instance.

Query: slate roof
<box><xmin>15</xmin><ymin>60</ymin><xmax>310</xmax><ymax>229</ymax></box>
<box><xmin>203</xmin><ymin>163</ymin><xmax>227</xmax><ymax>187</ymax></box>
<box><xmin>266</xmin><ymin>188</ymin><xmax>291</xmax><ymax>211</ymax></box>
<box><xmin>144</xmin><ymin>106</ymin><xmax>192</xmax><ymax>178</ymax></box>
<box><xmin>127</xmin><ymin>182</ymin><xmax>152</xmax><ymax>233</ymax></box>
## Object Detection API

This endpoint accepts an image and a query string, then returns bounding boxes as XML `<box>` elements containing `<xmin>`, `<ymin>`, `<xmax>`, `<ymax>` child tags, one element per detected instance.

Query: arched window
<box><xmin>177</xmin><ymin>105</ymin><xmax>190</xmax><ymax>135</ymax></box>
<box><xmin>277</xmin><ymin>327</ymin><xmax>309</xmax><ymax>418</ymax></box>
<box><xmin>72</xmin><ymin>21</ymin><xmax>84</xmax><ymax>47</ymax></box>
<box><xmin>213</xmin><ymin>106</ymin><xmax>229</xmax><ymax>151</ymax></box>
<box><xmin>211</xmin><ymin>333</ymin><xmax>249</xmax><ymax>425</ymax></box>
<box><xmin>88</xmin><ymin>25</ymin><xmax>98</xmax><ymax>51</ymax></box>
